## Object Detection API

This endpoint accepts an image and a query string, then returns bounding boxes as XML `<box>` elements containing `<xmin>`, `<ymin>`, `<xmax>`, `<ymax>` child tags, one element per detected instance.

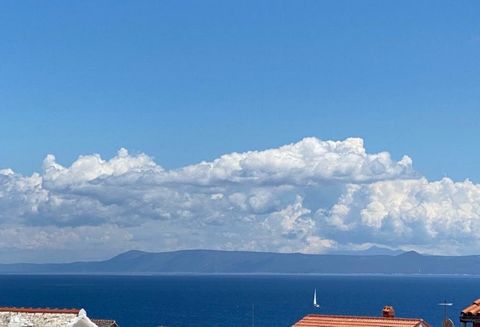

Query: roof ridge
<box><xmin>304</xmin><ymin>314</ymin><xmax>426</xmax><ymax>321</ymax></box>
<box><xmin>0</xmin><ymin>307</ymin><xmax>80</xmax><ymax>314</ymax></box>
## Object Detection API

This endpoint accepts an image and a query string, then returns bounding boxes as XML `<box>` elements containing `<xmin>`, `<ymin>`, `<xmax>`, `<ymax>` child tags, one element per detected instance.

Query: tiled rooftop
<box><xmin>0</xmin><ymin>307</ymin><xmax>119</xmax><ymax>327</ymax></box>
<box><xmin>0</xmin><ymin>307</ymin><xmax>80</xmax><ymax>314</ymax></box>
<box><xmin>462</xmin><ymin>298</ymin><xmax>480</xmax><ymax>316</ymax></box>
<box><xmin>292</xmin><ymin>314</ymin><xmax>431</xmax><ymax>327</ymax></box>
<box><xmin>92</xmin><ymin>319</ymin><xmax>119</xmax><ymax>327</ymax></box>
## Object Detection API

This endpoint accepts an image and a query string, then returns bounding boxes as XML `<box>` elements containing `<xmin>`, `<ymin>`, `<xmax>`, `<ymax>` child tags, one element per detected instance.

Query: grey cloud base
<box><xmin>0</xmin><ymin>137</ymin><xmax>474</xmax><ymax>262</ymax></box>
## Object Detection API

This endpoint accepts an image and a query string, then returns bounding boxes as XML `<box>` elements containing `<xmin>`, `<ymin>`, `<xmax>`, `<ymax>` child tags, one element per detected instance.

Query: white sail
<box><xmin>313</xmin><ymin>289</ymin><xmax>320</xmax><ymax>308</ymax></box>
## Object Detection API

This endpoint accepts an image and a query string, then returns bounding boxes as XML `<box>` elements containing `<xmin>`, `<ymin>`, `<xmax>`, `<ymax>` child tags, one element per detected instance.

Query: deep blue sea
<box><xmin>0</xmin><ymin>275</ymin><xmax>478</xmax><ymax>327</ymax></box>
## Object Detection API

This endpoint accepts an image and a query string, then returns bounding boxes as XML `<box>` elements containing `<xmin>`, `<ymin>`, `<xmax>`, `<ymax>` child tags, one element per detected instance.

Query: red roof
<box><xmin>0</xmin><ymin>307</ymin><xmax>80</xmax><ymax>314</ymax></box>
<box><xmin>462</xmin><ymin>299</ymin><xmax>480</xmax><ymax>316</ymax></box>
<box><xmin>293</xmin><ymin>314</ymin><xmax>431</xmax><ymax>327</ymax></box>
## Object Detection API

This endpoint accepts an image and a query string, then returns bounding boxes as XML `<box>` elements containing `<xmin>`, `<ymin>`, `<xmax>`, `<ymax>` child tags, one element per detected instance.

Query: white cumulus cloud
<box><xmin>0</xmin><ymin>137</ymin><xmax>476</xmax><ymax>261</ymax></box>
<box><xmin>320</xmin><ymin>177</ymin><xmax>480</xmax><ymax>254</ymax></box>
<box><xmin>167</xmin><ymin>137</ymin><xmax>415</xmax><ymax>185</ymax></box>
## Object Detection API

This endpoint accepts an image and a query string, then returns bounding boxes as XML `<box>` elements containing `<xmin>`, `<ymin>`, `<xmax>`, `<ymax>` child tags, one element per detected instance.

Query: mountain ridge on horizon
<box><xmin>108</xmin><ymin>245</ymin><xmax>407</xmax><ymax>260</ymax></box>
<box><xmin>0</xmin><ymin>248</ymin><xmax>478</xmax><ymax>275</ymax></box>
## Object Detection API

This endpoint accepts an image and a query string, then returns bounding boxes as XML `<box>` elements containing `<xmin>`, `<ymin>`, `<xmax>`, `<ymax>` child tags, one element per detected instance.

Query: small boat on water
<box><xmin>313</xmin><ymin>288</ymin><xmax>320</xmax><ymax>308</ymax></box>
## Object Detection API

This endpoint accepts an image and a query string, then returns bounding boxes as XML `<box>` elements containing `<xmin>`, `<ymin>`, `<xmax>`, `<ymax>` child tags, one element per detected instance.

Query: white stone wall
<box><xmin>0</xmin><ymin>312</ymin><xmax>77</xmax><ymax>327</ymax></box>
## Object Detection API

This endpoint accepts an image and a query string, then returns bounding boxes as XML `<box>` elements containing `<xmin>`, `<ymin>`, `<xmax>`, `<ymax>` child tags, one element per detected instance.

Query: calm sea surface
<box><xmin>0</xmin><ymin>275</ymin><xmax>478</xmax><ymax>327</ymax></box>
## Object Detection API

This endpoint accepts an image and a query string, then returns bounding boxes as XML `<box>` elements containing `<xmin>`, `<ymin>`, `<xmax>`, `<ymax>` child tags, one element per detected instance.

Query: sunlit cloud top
<box><xmin>0</xmin><ymin>137</ymin><xmax>477</xmax><ymax>262</ymax></box>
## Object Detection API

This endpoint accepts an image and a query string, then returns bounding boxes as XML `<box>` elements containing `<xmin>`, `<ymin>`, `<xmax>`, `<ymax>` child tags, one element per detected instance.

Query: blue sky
<box><xmin>0</xmin><ymin>1</ymin><xmax>480</xmax><ymax>262</ymax></box>
<box><xmin>1</xmin><ymin>0</ymin><xmax>479</xmax><ymax>180</ymax></box>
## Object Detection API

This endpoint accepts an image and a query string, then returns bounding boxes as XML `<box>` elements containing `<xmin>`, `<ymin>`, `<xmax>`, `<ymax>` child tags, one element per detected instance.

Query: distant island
<box><xmin>1</xmin><ymin>249</ymin><xmax>480</xmax><ymax>275</ymax></box>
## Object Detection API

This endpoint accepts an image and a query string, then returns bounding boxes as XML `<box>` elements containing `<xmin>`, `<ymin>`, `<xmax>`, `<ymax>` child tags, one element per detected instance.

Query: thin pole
<box><xmin>438</xmin><ymin>299</ymin><xmax>453</xmax><ymax>325</ymax></box>
<box><xmin>444</xmin><ymin>299</ymin><xmax>447</xmax><ymax>321</ymax></box>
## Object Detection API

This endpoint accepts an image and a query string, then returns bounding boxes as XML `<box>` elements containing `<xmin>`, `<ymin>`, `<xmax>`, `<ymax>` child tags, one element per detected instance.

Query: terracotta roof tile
<box><xmin>0</xmin><ymin>307</ymin><xmax>80</xmax><ymax>314</ymax></box>
<box><xmin>293</xmin><ymin>314</ymin><xmax>431</xmax><ymax>327</ymax></box>
<box><xmin>462</xmin><ymin>299</ymin><xmax>480</xmax><ymax>316</ymax></box>
<box><xmin>92</xmin><ymin>319</ymin><xmax>119</xmax><ymax>327</ymax></box>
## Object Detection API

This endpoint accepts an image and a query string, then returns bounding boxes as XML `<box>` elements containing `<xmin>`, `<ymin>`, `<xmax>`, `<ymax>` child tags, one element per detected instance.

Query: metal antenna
<box><xmin>438</xmin><ymin>300</ymin><xmax>454</xmax><ymax>327</ymax></box>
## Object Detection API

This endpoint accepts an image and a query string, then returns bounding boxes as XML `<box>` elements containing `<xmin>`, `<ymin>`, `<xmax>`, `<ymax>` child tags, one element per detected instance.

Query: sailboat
<box><xmin>313</xmin><ymin>288</ymin><xmax>320</xmax><ymax>308</ymax></box>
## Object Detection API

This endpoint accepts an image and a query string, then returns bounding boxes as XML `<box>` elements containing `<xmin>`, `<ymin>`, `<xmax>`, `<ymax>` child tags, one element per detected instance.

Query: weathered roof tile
<box><xmin>293</xmin><ymin>314</ymin><xmax>431</xmax><ymax>327</ymax></box>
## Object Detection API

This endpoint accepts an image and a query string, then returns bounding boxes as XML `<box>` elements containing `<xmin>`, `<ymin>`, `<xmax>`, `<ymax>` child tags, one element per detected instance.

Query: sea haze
<box><xmin>0</xmin><ymin>275</ymin><xmax>477</xmax><ymax>327</ymax></box>
<box><xmin>1</xmin><ymin>250</ymin><xmax>480</xmax><ymax>275</ymax></box>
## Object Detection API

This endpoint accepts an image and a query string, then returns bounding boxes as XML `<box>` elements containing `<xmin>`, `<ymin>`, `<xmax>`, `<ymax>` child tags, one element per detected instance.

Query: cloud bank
<box><xmin>0</xmin><ymin>137</ymin><xmax>476</xmax><ymax>262</ymax></box>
